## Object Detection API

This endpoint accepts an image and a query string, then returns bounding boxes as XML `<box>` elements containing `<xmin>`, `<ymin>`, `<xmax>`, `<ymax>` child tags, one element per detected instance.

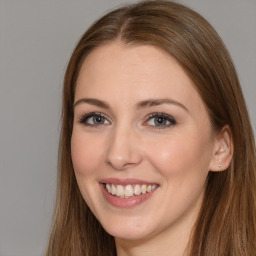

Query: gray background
<box><xmin>0</xmin><ymin>0</ymin><xmax>255</xmax><ymax>256</ymax></box>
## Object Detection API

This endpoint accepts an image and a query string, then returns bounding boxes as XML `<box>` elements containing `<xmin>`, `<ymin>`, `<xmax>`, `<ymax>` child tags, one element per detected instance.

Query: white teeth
<box><xmin>105</xmin><ymin>183</ymin><xmax>158</xmax><ymax>198</ymax></box>
<box><xmin>116</xmin><ymin>185</ymin><xmax>124</xmax><ymax>197</ymax></box>
<box><xmin>124</xmin><ymin>185</ymin><xmax>133</xmax><ymax>197</ymax></box>
<box><xmin>152</xmin><ymin>184</ymin><xmax>158</xmax><ymax>190</ymax></box>
<box><xmin>134</xmin><ymin>184</ymin><xmax>141</xmax><ymax>195</ymax></box>
<box><xmin>141</xmin><ymin>184</ymin><xmax>147</xmax><ymax>194</ymax></box>
<box><xmin>147</xmin><ymin>185</ymin><xmax>152</xmax><ymax>192</ymax></box>
<box><xmin>106</xmin><ymin>183</ymin><xmax>111</xmax><ymax>193</ymax></box>
<box><xmin>111</xmin><ymin>184</ymin><xmax>116</xmax><ymax>195</ymax></box>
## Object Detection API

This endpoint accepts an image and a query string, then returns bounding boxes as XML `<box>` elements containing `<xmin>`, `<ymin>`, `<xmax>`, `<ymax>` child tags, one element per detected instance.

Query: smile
<box><xmin>99</xmin><ymin>178</ymin><xmax>159</xmax><ymax>208</ymax></box>
<box><xmin>105</xmin><ymin>183</ymin><xmax>158</xmax><ymax>198</ymax></box>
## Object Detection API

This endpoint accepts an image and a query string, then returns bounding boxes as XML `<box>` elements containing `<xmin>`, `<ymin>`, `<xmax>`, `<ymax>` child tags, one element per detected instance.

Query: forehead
<box><xmin>75</xmin><ymin>42</ymin><xmax>205</xmax><ymax>114</ymax></box>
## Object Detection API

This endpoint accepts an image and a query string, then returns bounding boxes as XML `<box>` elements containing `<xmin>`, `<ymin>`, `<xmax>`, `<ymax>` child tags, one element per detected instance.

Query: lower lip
<box><xmin>100</xmin><ymin>183</ymin><xmax>157</xmax><ymax>208</ymax></box>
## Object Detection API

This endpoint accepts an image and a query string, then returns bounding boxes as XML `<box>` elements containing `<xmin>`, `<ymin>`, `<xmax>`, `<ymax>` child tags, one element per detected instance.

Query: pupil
<box><xmin>155</xmin><ymin>117</ymin><xmax>166</xmax><ymax>125</ymax></box>
<box><xmin>94</xmin><ymin>116</ymin><xmax>103</xmax><ymax>123</ymax></box>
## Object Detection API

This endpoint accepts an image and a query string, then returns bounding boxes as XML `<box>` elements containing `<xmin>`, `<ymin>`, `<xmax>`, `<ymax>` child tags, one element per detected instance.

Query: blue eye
<box><xmin>146</xmin><ymin>113</ymin><xmax>176</xmax><ymax>128</ymax></box>
<box><xmin>79</xmin><ymin>112</ymin><xmax>110</xmax><ymax>126</ymax></box>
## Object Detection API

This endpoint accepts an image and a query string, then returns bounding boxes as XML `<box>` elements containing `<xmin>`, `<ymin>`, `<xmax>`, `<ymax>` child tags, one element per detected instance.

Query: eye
<box><xmin>145</xmin><ymin>112</ymin><xmax>176</xmax><ymax>128</ymax></box>
<box><xmin>79</xmin><ymin>112</ymin><xmax>110</xmax><ymax>126</ymax></box>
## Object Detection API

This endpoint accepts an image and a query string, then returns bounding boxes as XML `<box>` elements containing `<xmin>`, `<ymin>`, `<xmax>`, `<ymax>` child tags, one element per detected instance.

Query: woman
<box><xmin>46</xmin><ymin>1</ymin><xmax>256</xmax><ymax>255</ymax></box>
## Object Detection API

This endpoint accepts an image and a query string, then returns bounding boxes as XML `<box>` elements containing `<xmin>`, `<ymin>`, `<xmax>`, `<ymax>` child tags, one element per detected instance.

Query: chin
<box><xmin>108</xmin><ymin>228</ymin><xmax>152</xmax><ymax>241</ymax></box>
<box><xmin>100</xmin><ymin>215</ymin><xmax>156</xmax><ymax>241</ymax></box>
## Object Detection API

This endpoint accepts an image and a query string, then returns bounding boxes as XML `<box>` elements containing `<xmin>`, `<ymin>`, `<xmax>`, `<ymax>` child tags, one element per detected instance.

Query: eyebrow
<box><xmin>136</xmin><ymin>98</ymin><xmax>189</xmax><ymax>112</ymax></box>
<box><xmin>74</xmin><ymin>98</ymin><xmax>189</xmax><ymax>112</ymax></box>
<box><xmin>74</xmin><ymin>98</ymin><xmax>110</xmax><ymax>109</ymax></box>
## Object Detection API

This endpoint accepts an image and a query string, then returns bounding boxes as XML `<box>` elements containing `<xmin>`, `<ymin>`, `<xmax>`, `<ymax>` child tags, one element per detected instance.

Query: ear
<box><xmin>209</xmin><ymin>125</ymin><xmax>234</xmax><ymax>172</ymax></box>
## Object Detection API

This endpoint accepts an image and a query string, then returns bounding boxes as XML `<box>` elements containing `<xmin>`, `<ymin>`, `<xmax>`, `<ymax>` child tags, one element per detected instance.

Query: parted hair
<box><xmin>46</xmin><ymin>1</ymin><xmax>256</xmax><ymax>255</ymax></box>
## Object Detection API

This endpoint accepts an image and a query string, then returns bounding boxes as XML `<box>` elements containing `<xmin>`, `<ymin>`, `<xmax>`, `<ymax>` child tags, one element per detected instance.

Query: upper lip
<box><xmin>100</xmin><ymin>178</ymin><xmax>158</xmax><ymax>186</ymax></box>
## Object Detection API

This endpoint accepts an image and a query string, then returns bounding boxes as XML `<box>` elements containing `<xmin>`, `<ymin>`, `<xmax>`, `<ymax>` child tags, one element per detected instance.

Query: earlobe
<box><xmin>209</xmin><ymin>125</ymin><xmax>234</xmax><ymax>172</ymax></box>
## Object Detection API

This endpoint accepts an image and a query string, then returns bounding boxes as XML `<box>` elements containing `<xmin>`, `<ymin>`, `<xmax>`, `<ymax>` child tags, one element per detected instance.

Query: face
<box><xmin>71</xmin><ymin>42</ymin><xmax>216</xmax><ymax>242</ymax></box>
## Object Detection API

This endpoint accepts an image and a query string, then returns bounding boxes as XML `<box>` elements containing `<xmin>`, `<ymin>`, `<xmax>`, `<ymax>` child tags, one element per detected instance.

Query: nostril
<box><xmin>104</xmin><ymin>131</ymin><xmax>143</xmax><ymax>170</ymax></box>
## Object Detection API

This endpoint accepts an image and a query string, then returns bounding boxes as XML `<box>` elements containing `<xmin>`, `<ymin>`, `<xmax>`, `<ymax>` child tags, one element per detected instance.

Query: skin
<box><xmin>71</xmin><ymin>42</ymin><xmax>231</xmax><ymax>256</ymax></box>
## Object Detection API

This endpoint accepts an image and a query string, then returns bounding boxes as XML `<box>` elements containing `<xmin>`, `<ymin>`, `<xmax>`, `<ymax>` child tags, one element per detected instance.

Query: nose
<box><xmin>104</xmin><ymin>125</ymin><xmax>143</xmax><ymax>170</ymax></box>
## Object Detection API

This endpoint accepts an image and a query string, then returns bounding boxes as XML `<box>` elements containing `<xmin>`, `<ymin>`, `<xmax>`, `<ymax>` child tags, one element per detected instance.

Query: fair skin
<box><xmin>71</xmin><ymin>42</ymin><xmax>233</xmax><ymax>256</ymax></box>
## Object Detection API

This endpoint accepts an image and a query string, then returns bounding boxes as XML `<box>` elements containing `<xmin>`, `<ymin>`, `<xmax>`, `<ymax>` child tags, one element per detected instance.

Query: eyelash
<box><xmin>145</xmin><ymin>112</ymin><xmax>177</xmax><ymax>128</ymax></box>
<box><xmin>78</xmin><ymin>112</ymin><xmax>109</xmax><ymax>127</ymax></box>
<box><xmin>78</xmin><ymin>112</ymin><xmax>177</xmax><ymax>129</ymax></box>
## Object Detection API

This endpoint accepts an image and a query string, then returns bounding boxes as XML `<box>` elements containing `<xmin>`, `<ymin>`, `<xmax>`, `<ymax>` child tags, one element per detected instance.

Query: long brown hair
<box><xmin>46</xmin><ymin>1</ymin><xmax>256</xmax><ymax>255</ymax></box>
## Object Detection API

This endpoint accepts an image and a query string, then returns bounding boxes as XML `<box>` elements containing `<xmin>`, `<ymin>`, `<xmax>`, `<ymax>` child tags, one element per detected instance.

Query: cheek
<box><xmin>71</xmin><ymin>131</ymin><xmax>103</xmax><ymax>176</ymax></box>
<box><xmin>71</xmin><ymin>130</ymin><xmax>105</xmax><ymax>216</ymax></box>
<box><xmin>145</xmin><ymin>130</ymin><xmax>213</xmax><ymax>177</ymax></box>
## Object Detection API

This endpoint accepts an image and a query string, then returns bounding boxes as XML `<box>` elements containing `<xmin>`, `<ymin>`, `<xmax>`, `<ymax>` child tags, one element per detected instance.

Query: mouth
<box><xmin>99</xmin><ymin>179</ymin><xmax>159</xmax><ymax>208</ymax></box>
<box><xmin>103</xmin><ymin>183</ymin><xmax>158</xmax><ymax>198</ymax></box>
